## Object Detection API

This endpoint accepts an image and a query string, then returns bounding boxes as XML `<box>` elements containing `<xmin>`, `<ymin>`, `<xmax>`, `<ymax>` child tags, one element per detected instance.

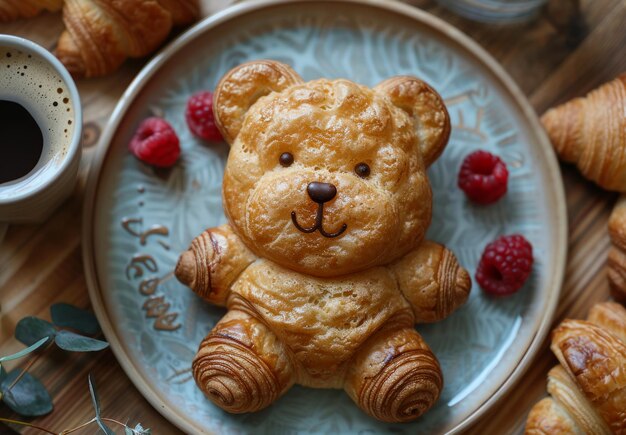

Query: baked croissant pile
<box><xmin>525</xmin><ymin>302</ymin><xmax>626</xmax><ymax>434</ymax></box>
<box><xmin>0</xmin><ymin>0</ymin><xmax>62</xmax><ymax>21</ymax></box>
<box><xmin>608</xmin><ymin>196</ymin><xmax>626</xmax><ymax>304</ymax></box>
<box><xmin>175</xmin><ymin>60</ymin><xmax>471</xmax><ymax>422</ymax></box>
<box><xmin>541</xmin><ymin>74</ymin><xmax>626</xmax><ymax>192</ymax></box>
<box><xmin>0</xmin><ymin>0</ymin><xmax>199</xmax><ymax>77</ymax></box>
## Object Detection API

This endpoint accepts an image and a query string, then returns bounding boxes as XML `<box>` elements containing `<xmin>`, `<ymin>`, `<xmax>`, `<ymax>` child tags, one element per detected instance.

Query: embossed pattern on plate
<box><xmin>84</xmin><ymin>1</ymin><xmax>566</xmax><ymax>434</ymax></box>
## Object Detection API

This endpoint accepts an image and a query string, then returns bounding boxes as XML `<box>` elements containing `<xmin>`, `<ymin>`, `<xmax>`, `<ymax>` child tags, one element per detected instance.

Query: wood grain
<box><xmin>0</xmin><ymin>0</ymin><xmax>624</xmax><ymax>433</ymax></box>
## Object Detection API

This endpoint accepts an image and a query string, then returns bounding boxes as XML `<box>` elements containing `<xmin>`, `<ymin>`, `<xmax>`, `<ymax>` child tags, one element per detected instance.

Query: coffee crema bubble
<box><xmin>0</xmin><ymin>48</ymin><xmax>75</xmax><ymax>185</ymax></box>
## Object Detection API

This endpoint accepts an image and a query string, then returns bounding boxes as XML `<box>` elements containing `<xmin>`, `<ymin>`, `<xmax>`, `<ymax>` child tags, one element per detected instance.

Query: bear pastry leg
<box><xmin>193</xmin><ymin>310</ymin><xmax>296</xmax><ymax>413</ymax></box>
<box><xmin>344</xmin><ymin>327</ymin><xmax>443</xmax><ymax>423</ymax></box>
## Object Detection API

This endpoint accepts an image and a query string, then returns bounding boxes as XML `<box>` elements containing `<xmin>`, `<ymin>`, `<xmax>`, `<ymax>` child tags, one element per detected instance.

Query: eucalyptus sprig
<box><xmin>0</xmin><ymin>303</ymin><xmax>151</xmax><ymax>434</ymax></box>
<box><xmin>0</xmin><ymin>374</ymin><xmax>151</xmax><ymax>435</ymax></box>
<box><xmin>0</xmin><ymin>337</ymin><xmax>50</xmax><ymax>415</ymax></box>
<box><xmin>1</xmin><ymin>303</ymin><xmax>108</xmax><ymax>416</ymax></box>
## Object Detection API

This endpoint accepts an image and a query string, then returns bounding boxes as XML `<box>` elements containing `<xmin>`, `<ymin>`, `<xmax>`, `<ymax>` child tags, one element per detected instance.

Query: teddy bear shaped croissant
<box><xmin>175</xmin><ymin>60</ymin><xmax>471</xmax><ymax>423</ymax></box>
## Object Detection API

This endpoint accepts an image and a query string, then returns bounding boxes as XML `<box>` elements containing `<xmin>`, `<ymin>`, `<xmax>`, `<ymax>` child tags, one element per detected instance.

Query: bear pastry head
<box><xmin>214</xmin><ymin>60</ymin><xmax>450</xmax><ymax>277</ymax></box>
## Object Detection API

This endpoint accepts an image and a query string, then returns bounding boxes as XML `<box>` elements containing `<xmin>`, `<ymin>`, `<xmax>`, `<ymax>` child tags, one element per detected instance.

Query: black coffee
<box><xmin>0</xmin><ymin>100</ymin><xmax>43</xmax><ymax>183</ymax></box>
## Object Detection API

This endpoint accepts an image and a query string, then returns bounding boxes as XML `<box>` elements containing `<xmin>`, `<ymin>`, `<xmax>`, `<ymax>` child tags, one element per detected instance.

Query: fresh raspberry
<box><xmin>129</xmin><ymin>117</ymin><xmax>180</xmax><ymax>167</ymax></box>
<box><xmin>185</xmin><ymin>91</ymin><xmax>223</xmax><ymax>142</ymax></box>
<box><xmin>458</xmin><ymin>150</ymin><xmax>509</xmax><ymax>204</ymax></box>
<box><xmin>476</xmin><ymin>234</ymin><xmax>533</xmax><ymax>296</ymax></box>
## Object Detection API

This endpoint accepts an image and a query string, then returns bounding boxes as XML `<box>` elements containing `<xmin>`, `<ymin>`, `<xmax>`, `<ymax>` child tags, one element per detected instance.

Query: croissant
<box><xmin>0</xmin><ymin>0</ymin><xmax>62</xmax><ymax>22</ymax></box>
<box><xmin>176</xmin><ymin>61</ymin><xmax>471</xmax><ymax>422</ymax></box>
<box><xmin>541</xmin><ymin>74</ymin><xmax>626</xmax><ymax>192</ymax></box>
<box><xmin>609</xmin><ymin>196</ymin><xmax>626</xmax><ymax>304</ymax></box>
<box><xmin>55</xmin><ymin>0</ymin><xmax>199</xmax><ymax>77</ymax></box>
<box><xmin>525</xmin><ymin>302</ymin><xmax>626</xmax><ymax>434</ymax></box>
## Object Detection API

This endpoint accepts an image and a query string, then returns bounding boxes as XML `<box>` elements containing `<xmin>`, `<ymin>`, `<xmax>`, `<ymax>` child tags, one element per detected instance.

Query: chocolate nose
<box><xmin>307</xmin><ymin>182</ymin><xmax>337</xmax><ymax>204</ymax></box>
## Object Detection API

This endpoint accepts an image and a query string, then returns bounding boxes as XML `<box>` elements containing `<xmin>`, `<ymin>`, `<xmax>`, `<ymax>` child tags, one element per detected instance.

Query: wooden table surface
<box><xmin>0</xmin><ymin>0</ymin><xmax>624</xmax><ymax>433</ymax></box>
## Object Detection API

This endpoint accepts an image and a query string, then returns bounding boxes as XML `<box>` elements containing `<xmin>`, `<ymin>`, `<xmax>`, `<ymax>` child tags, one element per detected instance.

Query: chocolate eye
<box><xmin>354</xmin><ymin>162</ymin><xmax>370</xmax><ymax>178</ymax></box>
<box><xmin>279</xmin><ymin>152</ymin><xmax>294</xmax><ymax>167</ymax></box>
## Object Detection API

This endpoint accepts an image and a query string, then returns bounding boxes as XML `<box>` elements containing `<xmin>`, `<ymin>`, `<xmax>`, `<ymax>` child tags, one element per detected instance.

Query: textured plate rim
<box><xmin>82</xmin><ymin>1</ymin><xmax>567</xmax><ymax>433</ymax></box>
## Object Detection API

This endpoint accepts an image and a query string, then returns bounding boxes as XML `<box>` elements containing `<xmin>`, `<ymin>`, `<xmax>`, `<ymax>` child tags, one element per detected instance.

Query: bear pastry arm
<box><xmin>175</xmin><ymin>224</ymin><xmax>257</xmax><ymax>306</ymax></box>
<box><xmin>390</xmin><ymin>241</ymin><xmax>471</xmax><ymax>323</ymax></box>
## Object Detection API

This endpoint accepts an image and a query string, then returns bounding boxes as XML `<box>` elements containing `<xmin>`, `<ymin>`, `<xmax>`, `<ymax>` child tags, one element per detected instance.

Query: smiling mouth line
<box><xmin>291</xmin><ymin>203</ymin><xmax>347</xmax><ymax>238</ymax></box>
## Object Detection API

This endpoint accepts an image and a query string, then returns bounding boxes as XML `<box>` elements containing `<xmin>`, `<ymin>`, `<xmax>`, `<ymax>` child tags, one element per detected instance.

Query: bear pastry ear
<box><xmin>213</xmin><ymin>60</ymin><xmax>303</xmax><ymax>144</ymax></box>
<box><xmin>375</xmin><ymin>77</ymin><xmax>450</xmax><ymax>167</ymax></box>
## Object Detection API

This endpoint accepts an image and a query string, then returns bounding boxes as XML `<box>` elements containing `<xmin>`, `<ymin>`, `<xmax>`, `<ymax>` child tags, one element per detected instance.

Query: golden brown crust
<box><xmin>545</xmin><ymin>365</ymin><xmax>611</xmax><ymax>435</ymax></box>
<box><xmin>213</xmin><ymin>60</ymin><xmax>303</xmax><ymax>143</ymax></box>
<box><xmin>222</xmin><ymin>76</ymin><xmax>433</xmax><ymax>276</ymax></box>
<box><xmin>609</xmin><ymin>197</ymin><xmax>626</xmax><ymax>251</ymax></box>
<box><xmin>607</xmin><ymin>246</ymin><xmax>626</xmax><ymax>305</ymax></box>
<box><xmin>178</xmin><ymin>63</ymin><xmax>462</xmax><ymax>422</ymax></box>
<box><xmin>344</xmin><ymin>327</ymin><xmax>442</xmax><ymax>423</ymax></box>
<box><xmin>231</xmin><ymin>260</ymin><xmax>414</xmax><ymax>387</ymax></box>
<box><xmin>588</xmin><ymin>302</ymin><xmax>626</xmax><ymax>344</ymax></box>
<box><xmin>391</xmin><ymin>241</ymin><xmax>471</xmax><ymax>323</ymax></box>
<box><xmin>375</xmin><ymin>76</ymin><xmax>450</xmax><ymax>168</ymax></box>
<box><xmin>608</xmin><ymin>196</ymin><xmax>626</xmax><ymax>304</ymax></box>
<box><xmin>551</xmin><ymin>319</ymin><xmax>626</xmax><ymax>433</ymax></box>
<box><xmin>541</xmin><ymin>74</ymin><xmax>626</xmax><ymax>192</ymax></box>
<box><xmin>0</xmin><ymin>0</ymin><xmax>62</xmax><ymax>22</ymax></box>
<box><xmin>154</xmin><ymin>0</ymin><xmax>198</xmax><ymax>25</ymax></box>
<box><xmin>56</xmin><ymin>30</ymin><xmax>87</xmax><ymax>77</ymax></box>
<box><xmin>55</xmin><ymin>0</ymin><xmax>199</xmax><ymax>77</ymax></box>
<box><xmin>174</xmin><ymin>224</ymin><xmax>256</xmax><ymax>306</ymax></box>
<box><xmin>525</xmin><ymin>397</ymin><xmax>583</xmax><ymax>435</ymax></box>
<box><xmin>192</xmin><ymin>308</ymin><xmax>295</xmax><ymax>413</ymax></box>
<box><xmin>526</xmin><ymin>303</ymin><xmax>626</xmax><ymax>432</ymax></box>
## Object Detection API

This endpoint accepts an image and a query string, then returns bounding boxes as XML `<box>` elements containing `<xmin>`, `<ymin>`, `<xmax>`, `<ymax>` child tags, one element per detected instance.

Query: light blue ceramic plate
<box><xmin>83</xmin><ymin>1</ymin><xmax>567</xmax><ymax>433</ymax></box>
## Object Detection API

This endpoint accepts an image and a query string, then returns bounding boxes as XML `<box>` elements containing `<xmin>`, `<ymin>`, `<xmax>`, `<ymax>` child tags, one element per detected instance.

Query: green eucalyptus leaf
<box><xmin>0</xmin><ymin>369</ymin><xmax>52</xmax><ymax>417</ymax></box>
<box><xmin>15</xmin><ymin>317</ymin><xmax>56</xmax><ymax>346</ymax></box>
<box><xmin>55</xmin><ymin>331</ymin><xmax>108</xmax><ymax>352</ymax></box>
<box><xmin>124</xmin><ymin>423</ymin><xmax>151</xmax><ymax>435</ymax></box>
<box><xmin>0</xmin><ymin>337</ymin><xmax>48</xmax><ymax>363</ymax></box>
<box><xmin>133</xmin><ymin>423</ymin><xmax>151</xmax><ymax>434</ymax></box>
<box><xmin>96</xmin><ymin>419</ymin><xmax>115</xmax><ymax>435</ymax></box>
<box><xmin>88</xmin><ymin>373</ymin><xmax>101</xmax><ymax>417</ymax></box>
<box><xmin>50</xmin><ymin>303</ymin><xmax>101</xmax><ymax>335</ymax></box>
<box><xmin>88</xmin><ymin>374</ymin><xmax>114</xmax><ymax>435</ymax></box>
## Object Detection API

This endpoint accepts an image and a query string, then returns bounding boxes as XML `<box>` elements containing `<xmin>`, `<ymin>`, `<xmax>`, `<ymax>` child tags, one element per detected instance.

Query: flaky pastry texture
<box><xmin>55</xmin><ymin>0</ymin><xmax>199</xmax><ymax>77</ymax></box>
<box><xmin>176</xmin><ymin>60</ymin><xmax>470</xmax><ymax>423</ymax></box>
<box><xmin>609</xmin><ymin>196</ymin><xmax>626</xmax><ymax>304</ymax></box>
<box><xmin>541</xmin><ymin>74</ymin><xmax>626</xmax><ymax>192</ymax></box>
<box><xmin>525</xmin><ymin>302</ymin><xmax>626</xmax><ymax>434</ymax></box>
<box><xmin>0</xmin><ymin>0</ymin><xmax>62</xmax><ymax>21</ymax></box>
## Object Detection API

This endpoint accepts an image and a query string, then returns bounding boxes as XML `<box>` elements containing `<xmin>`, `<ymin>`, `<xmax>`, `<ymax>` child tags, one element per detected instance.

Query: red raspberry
<box><xmin>458</xmin><ymin>150</ymin><xmax>508</xmax><ymax>204</ymax></box>
<box><xmin>476</xmin><ymin>234</ymin><xmax>533</xmax><ymax>296</ymax></box>
<box><xmin>185</xmin><ymin>91</ymin><xmax>223</xmax><ymax>142</ymax></box>
<box><xmin>129</xmin><ymin>117</ymin><xmax>180</xmax><ymax>167</ymax></box>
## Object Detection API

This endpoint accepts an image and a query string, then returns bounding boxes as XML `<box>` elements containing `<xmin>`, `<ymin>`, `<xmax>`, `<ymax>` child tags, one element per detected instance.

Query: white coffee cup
<box><xmin>0</xmin><ymin>35</ymin><xmax>82</xmax><ymax>223</ymax></box>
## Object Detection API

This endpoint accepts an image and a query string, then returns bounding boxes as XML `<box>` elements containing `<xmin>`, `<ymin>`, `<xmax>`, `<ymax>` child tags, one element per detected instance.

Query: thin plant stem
<box><xmin>6</xmin><ymin>341</ymin><xmax>52</xmax><ymax>393</ymax></box>
<box><xmin>59</xmin><ymin>417</ymin><xmax>95</xmax><ymax>435</ymax></box>
<box><xmin>6</xmin><ymin>351</ymin><xmax>40</xmax><ymax>392</ymax></box>
<box><xmin>102</xmin><ymin>417</ymin><xmax>129</xmax><ymax>427</ymax></box>
<box><xmin>0</xmin><ymin>417</ymin><xmax>57</xmax><ymax>434</ymax></box>
<box><xmin>60</xmin><ymin>417</ymin><xmax>134</xmax><ymax>434</ymax></box>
